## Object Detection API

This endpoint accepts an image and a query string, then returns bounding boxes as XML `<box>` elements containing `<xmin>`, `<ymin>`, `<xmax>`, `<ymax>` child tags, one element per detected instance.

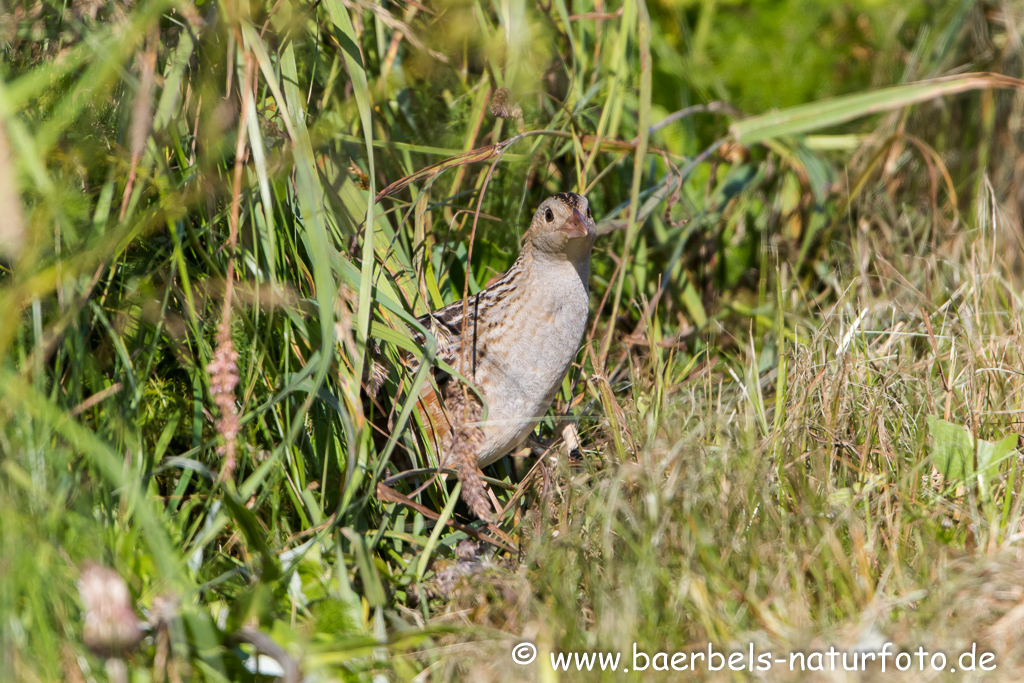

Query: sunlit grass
<box><xmin>3</xmin><ymin>0</ymin><xmax>1024</xmax><ymax>681</ymax></box>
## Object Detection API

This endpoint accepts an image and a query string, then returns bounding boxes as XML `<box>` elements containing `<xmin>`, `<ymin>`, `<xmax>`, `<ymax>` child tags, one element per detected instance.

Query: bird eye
<box><xmin>586</xmin><ymin>206</ymin><xmax>592</xmax><ymax>219</ymax></box>
<box><xmin>544</xmin><ymin>209</ymin><xmax>554</xmax><ymax>223</ymax></box>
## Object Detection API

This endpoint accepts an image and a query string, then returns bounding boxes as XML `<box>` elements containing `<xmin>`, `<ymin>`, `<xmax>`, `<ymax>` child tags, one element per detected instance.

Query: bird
<box><xmin>374</xmin><ymin>192</ymin><xmax>597</xmax><ymax>519</ymax></box>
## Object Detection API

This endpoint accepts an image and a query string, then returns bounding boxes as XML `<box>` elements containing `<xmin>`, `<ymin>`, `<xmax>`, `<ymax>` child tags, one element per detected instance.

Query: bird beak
<box><xmin>560</xmin><ymin>208</ymin><xmax>590</xmax><ymax>239</ymax></box>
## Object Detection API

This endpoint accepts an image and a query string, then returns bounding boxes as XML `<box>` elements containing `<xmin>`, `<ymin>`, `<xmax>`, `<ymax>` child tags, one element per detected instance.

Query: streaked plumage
<box><xmin>382</xmin><ymin>192</ymin><xmax>597</xmax><ymax>517</ymax></box>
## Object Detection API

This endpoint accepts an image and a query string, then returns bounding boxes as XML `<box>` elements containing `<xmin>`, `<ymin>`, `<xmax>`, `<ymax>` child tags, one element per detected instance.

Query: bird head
<box><xmin>525</xmin><ymin>192</ymin><xmax>597</xmax><ymax>262</ymax></box>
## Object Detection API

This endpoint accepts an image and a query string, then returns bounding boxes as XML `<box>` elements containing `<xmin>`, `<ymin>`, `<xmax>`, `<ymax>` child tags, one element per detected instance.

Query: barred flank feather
<box><xmin>446</xmin><ymin>388</ymin><xmax>493</xmax><ymax>522</ymax></box>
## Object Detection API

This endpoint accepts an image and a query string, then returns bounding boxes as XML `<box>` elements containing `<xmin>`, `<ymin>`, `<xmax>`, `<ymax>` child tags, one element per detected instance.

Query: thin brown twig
<box><xmin>69</xmin><ymin>383</ymin><xmax>124</xmax><ymax>417</ymax></box>
<box><xmin>374</xmin><ymin>130</ymin><xmax>672</xmax><ymax>203</ymax></box>
<box><xmin>498</xmin><ymin>449</ymin><xmax>551</xmax><ymax>517</ymax></box>
<box><xmin>567</xmin><ymin>9</ymin><xmax>623</xmax><ymax>20</ymax></box>
<box><xmin>648</xmin><ymin>101</ymin><xmax>740</xmax><ymax>134</ymax></box>
<box><xmin>375</xmin><ymin>483</ymin><xmax>515</xmax><ymax>552</ymax></box>
<box><xmin>118</xmin><ymin>25</ymin><xmax>159</xmax><ymax>222</ymax></box>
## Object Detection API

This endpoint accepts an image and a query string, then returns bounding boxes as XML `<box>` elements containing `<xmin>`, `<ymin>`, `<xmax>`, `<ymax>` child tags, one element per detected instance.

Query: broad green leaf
<box><xmin>927</xmin><ymin>415</ymin><xmax>1018</xmax><ymax>502</ymax></box>
<box><xmin>732</xmin><ymin>72</ymin><xmax>1024</xmax><ymax>144</ymax></box>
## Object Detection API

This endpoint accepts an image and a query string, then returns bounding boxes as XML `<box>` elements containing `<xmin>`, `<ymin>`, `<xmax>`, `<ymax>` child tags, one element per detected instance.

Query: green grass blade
<box><xmin>731</xmin><ymin>72</ymin><xmax>1024</xmax><ymax>144</ymax></box>
<box><xmin>324</xmin><ymin>0</ymin><xmax>376</xmax><ymax>384</ymax></box>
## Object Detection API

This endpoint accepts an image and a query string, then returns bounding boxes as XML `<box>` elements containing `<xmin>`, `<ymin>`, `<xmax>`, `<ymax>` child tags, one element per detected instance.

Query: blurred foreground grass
<box><xmin>3</xmin><ymin>0</ymin><xmax>1024</xmax><ymax>680</ymax></box>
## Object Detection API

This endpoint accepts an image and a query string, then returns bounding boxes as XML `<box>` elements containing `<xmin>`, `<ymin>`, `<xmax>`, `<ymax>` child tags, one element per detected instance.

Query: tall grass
<box><xmin>2</xmin><ymin>0</ymin><xmax>1024</xmax><ymax>680</ymax></box>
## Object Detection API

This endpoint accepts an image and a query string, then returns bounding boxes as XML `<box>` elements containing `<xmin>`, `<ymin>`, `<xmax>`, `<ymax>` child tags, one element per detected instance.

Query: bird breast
<box><xmin>462</xmin><ymin>259</ymin><xmax>590</xmax><ymax>465</ymax></box>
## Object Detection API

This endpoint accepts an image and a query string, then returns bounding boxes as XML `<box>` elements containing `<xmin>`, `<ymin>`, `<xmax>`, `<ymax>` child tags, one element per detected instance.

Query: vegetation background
<box><xmin>3</xmin><ymin>0</ymin><xmax>1024</xmax><ymax>680</ymax></box>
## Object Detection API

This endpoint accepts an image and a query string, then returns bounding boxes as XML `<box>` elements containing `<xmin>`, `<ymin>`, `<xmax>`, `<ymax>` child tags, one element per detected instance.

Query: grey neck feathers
<box><xmin>515</xmin><ymin>241</ymin><xmax>592</xmax><ymax>293</ymax></box>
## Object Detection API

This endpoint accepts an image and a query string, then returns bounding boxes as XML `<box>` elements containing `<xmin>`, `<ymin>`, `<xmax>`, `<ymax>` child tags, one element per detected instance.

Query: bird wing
<box><xmin>367</xmin><ymin>295</ymin><xmax>488</xmax><ymax>462</ymax></box>
<box><xmin>389</xmin><ymin>299</ymin><xmax>477</xmax><ymax>460</ymax></box>
<box><xmin>408</xmin><ymin>295</ymin><xmax>481</xmax><ymax>374</ymax></box>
